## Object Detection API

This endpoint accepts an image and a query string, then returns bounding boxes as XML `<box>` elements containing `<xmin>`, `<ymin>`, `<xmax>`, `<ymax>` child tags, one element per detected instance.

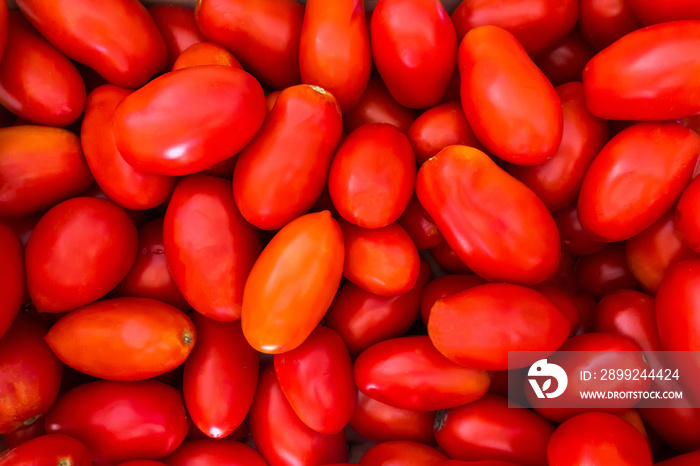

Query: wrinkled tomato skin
<box><xmin>553</xmin><ymin>204</ymin><xmax>606</xmax><ymax>256</ymax></box>
<box><xmin>249</xmin><ymin>366</ymin><xmax>348</xmax><ymax>466</ymax></box>
<box><xmin>397</xmin><ymin>196</ymin><xmax>443</xmax><ymax>250</ymax></box>
<box><xmin>583</xmin><ymin>21</ymin><xmax>700</xmax><ymax>120</ymax></box>
<box><xmin>82</xmin><ymin>85</ymin><xmax>175</xmax><ymax>210</ymax></box>
<box><xmin>164</xmin><ymin>175</ymin><xmax>261</xmax><ymax>322</ymax></box>
<box><xmin>576</xmin><ymin>243</ymin><xmax>639</xmax><ymax>298</ymax></box>
<box><xmin>360</xmin><ymin>441</ymin><xmax>448</xmax><ymax>465</ymax></box>
<box><xmin>675</xmin><ymin>175</ymin><xmax>700</xmax><ymax>252</ymax></box>
<box><xmin>195</xmin><ymin>0</ymin><xmax>303</xmax><ymax>89</ymax></box>
<box><xmin>0</xmin><ymin>12</ymin><xmax>85</xmax><ymax>127</ymax></box>
<box><xmin>148</xmin><ymin>4</ymin><xmax>205</xmax><ymax>69</ymax></box>
<box><xmin>329</xmin><ymin>123</ymin><xmax>415</xmax><ymax>229</ymax></box>
<box><xmin>420</xmin><ymin>274</ymin><xmax>487</xmax><ymax>324</ymax></box>
<box><xmin>113</xmin><ymin>66</ymin><xmax>265</xmax><ymax>176</ymax></box>
<box><xmin>183</xmin><ymin>315</ymin><xmax>258</xmax><ymax>439</ymax></box>
<box><xmin>234</xmin><ymin>84</ymin><xmax>342</xmax><ymax>230</ymax></box>
<box><xmin>0</xmin><ymin>433</ymin><xmax>92</xmax><ymax>466</ymax></box>
<box><xmin>300</xmin><ymin>0</ymin><xmax>371</xmax><ymax>113</ymax></box>
<box><xmin>274</xmin><ymin>326</ymin><xmax>355</xmax><ymax>434</ymax></box>
<box><xmin>171</xmin><ymin>42</ymin><xmax>242</xmax><ymax>71</ymax></box>
<box><xmin>417</xmin><ymin>145</ymin><xmax>560</xmax><ymax>285</ymax></box>
<box><xmin>0</xmin><ymin>126</ymin><xmax>93</xmax><ymax>219</ymax></box>
<box><xmin>16</xmin><ymin>0</ymin><xmax>167</xmax><ymax>88</ymax></box>
<box><xmin>534</xmin><ymin>31</ymin><xmax>595</xmax><ymax>87</ymax></box>
<box><xmin>434</xmin><ymin>394</ymin><xmax>554</xmax><ymax>466</ymax></box>
<box><xmin>593</xmin><ymin>290</ymin><xmax>661</xmax><ymax>352</ymax></box>
<box><xmin>163</xmin><ymin>439</ymin><xmax>266</xmax><ymax>466</ymax></box>
<box><xmin>459</xmin><ymin>26</ymin><xmax>563</xmax><ymax>165</ymax></box>
<box><xmin>0</xmin><ymin>223</ymin><xmax>23</xmax><ymax>339</ymax></box>
<box><xmin>26</xmin><ymin>197</ymin><xmax>137</xmax><ymax>313</ymax></box>
<box><xmin>627</xmin><ymin>0</ymin><xmax>700</xmax><ymax>25</ymax></box>
<box><xmin>343</xmin><ymin>75</ymin><xmax>418</xmax><ymax>134</ymax></box>
<box><xmin>0</xmin><ymin>313</ymin><xmax>63</xmax><ymax>434</ymax></box>
<box><xmin>579</xmin><ymin>0</ymin><xmax>641</xmax><ymax>51</ymax></box>
<box><xmin>507</xmin><ymin>82</ymin><xmax>610</xmax><ymax>212</ymax></box>
<box><xmin>242</xmin><ymin>211</ymin><xmax>344</xmax><ymax>354</ymax></box>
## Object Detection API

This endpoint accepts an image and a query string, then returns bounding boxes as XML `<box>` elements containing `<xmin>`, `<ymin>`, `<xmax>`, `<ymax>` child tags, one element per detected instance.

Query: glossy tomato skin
<box><xmin>82</xmin><ymin>85</ymin><xmax>175</xmax><ymax>210</ymax></box>
<box><xmin>534</xmin><ymin>30</ymin><xmax>595</xmax><ymax>87</ymax></box>
<box><xmin>0</xmin><ymin>126</ymin><xmax>93</xmax><ymax>218</ymax></box>
<box><xmin>397</xmin><ymin>196</ymin><xmax>443</xmax><ymax>250</ymax></box>
<box><xmin>249</xmin><ymin>366</ymin><xmax>348</xmax><ymax>465</ymax></box>
<box><xmin>16</xmin><ymin>0</ymin><xmax>166</xmax><ymax>88</ymax></box>
<box><xmin>579</xmin><ymin>123</ymin><xmax>700</xmax><ymax>241</ymax></box>
<box><xmin>0</xmin><ymin>434</ymin><xmax>92</xmax><ymax>466</ymax></box>
<box><xmin>676</xmin><ymin>176</ymin><xmax>700</xmax><ymax>252</ymax></box>
<box><xmin>183</xmin><ymin>315</ymin><xmax>258</xmax><ymax>439</ymax></box>
<box><xmin>234</xmin><ymin>84</ymin><xmax>342</xmax><ymax>230</ymax></box>
<box><xmin>420</xmin><ymin>274</ymin><xmax>487</xmax><ymax>324</ymax></box>
<box><xmin>371</xmin><ymin>0</ymin><xmax>456</xmax><ymax>108</ymax></box>
<box><xmin>113</xmin><ymin>66</ymin><xmax>265</xmax><ymax>176</ymax></box>
<box><xmin>163</xmin><ymin>439</ymin><xmax>266</xmax><ymax>466</ymax></box>
<box><xmin>0</xmin><ymin>313</ymin><xmax>63</xmax><ymax>433</ymax></box>
<box><xmin>583</xmin><ymin>21</ymin><xmax>700</xmax><ymax>120</ymax></box>
<box><xmin>547</xmin><ymin>412</ymin><xmax>652</xmax><ymax>466</ymax></box>
<box><xmin>360</xmin><ymin>441</ymin><xmax>447</xmax><ymax>465</ymax></box>
<box><xmin>164</xmin><ymin>175</ymin><xmax>261</xmax><ymax>322</ymax></box>
<box><xmin>329</xmin><ymin>123</ymin><xmax>415</xmax><ymax>229</ymax></box>
<box><xmin>553</xmin><ymin>204</ymin><xmax>606</xmax><ymax>256</ymax></box>
<box><xmin>627</xmin><ymin>0</ymin><xmax>700</xmax><ymax>25</ymax></box>
<box><xmin>416</xmin><ymin>145</ymin><xmax>560</xmax><ymax>285</ymax></box>
<box><xmin>594</xmin><ymin>290</ymin><xmax>661</xmax><ymax>352</ymax></box>
<box><xmin>0</xmin><ymin>223</ymin><xmax>23</xmax><ymax>339</ymax></box>
<box><xmin>579</xmin><ymin>0</ymin><xmax>641</xmax><ymax>51</ymax></box>
<box><xmin>0</xmin><ymin>12</ymin><xmax>85</xmax><ymax>127</ymax></box>
<box><xmin>26</xmin><ymin>197</ymin><xmax>137</xmax><ymax>313</ymax></box>
<box><xmin>343</xmin><ymin>75</ymin><xmax>417</xmax><ymax>134</ymax></box>
<box><xmin>459</xmin><ymin>26</ymin><xmax>562</xmax><ymax>165</ymax></box>
<box><xmin>507</xmin><ymin>82</ymin><xmax>610</xmax><ymax>212</ymax></box>
<box><xmin>576</xmin><ymin>243</ymin><xmax>639</xmax><ymax>298</ymax></box>
<box><xmin>148</xmin><ymin>4</ymin><xmax>205</xmax><ymax>69</ymax></box>
<box><xmin>195</xmin><ymin>0</ymin><xmax>303</xmax><ymax>89</ymax></box>
<box><xmin>300</xmin><ymin>0</ymin><xmax>371</xmax><ymax>113</ymax></box>
<box><xmin>171</xmin><ymin>42</ymin><xmax>242</xmax><ymax>71</ymax></box>
<box><xmin>242</xmin><ymin>211</ymin><xmax>344</xmax><ymax>354</ymax></box>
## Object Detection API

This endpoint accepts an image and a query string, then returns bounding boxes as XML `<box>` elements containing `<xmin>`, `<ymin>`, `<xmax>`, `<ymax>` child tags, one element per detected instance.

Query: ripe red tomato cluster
<box><xmin>1</xmin><ymin>0</ymin><xmax>700</xmax><ymax>464</ymax></box>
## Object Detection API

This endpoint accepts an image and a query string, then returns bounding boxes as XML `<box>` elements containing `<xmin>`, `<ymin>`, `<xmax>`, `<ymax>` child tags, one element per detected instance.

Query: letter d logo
<box><xmin>528</xmin><ymin>359</ymin><xmax>568</xmax><ymax>399</ymax></box>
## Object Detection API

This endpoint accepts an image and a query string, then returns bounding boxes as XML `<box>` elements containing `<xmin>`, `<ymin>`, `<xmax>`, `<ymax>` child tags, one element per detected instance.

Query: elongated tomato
<box><xmin>172</xmin><ymin>42</ymin><xmax>242</xmax><ymax>71</ymax></box>
<box><xmin>0</xmin><ymin>434</ymin><xmax>92</xmax><ymax>466</ymax></box>
<box><xmin>233</xmin><ymin>84</ymin><xmax>342</xmax><ymax>230</ymax></box>
<box><xmin>242</xmin><ymin>211</ymin><xmax>344</xmax><ymax>354</ymax></box>
<box><xmin>0</xmin><ymin>223</ymin><xmax>23</xmax><ymax>340</ymax></box>
<box><xmin>113</xmin><ymin>66</ymin><xmax>265</xmax><ymax>176</ymax></box>
<box><xmin>416</xmin><ymin>145</ymin><xmax>560</xmax><ymax>285</ymax></box>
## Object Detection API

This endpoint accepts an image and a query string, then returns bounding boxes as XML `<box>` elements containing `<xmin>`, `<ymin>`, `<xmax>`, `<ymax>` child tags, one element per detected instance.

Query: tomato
<box><xmin>553</xmin><ymin>204</ymin><xmax>606</xmax><ymax>256</ymax></box>
<box><xmin>0</xmin><ymin>434</ymin><xmax>92</xmax><ymax>466</ymax></box>
<box><xmin>113</xmin><ymin>66</ymin><xmax>265</xmax><ymax>176</ymax></box>
<box><xmin>326</xmin><ymin>259</ymin><xmax>431</xmax><ymax>355</ymax></box>
<box><xmin>583</xmin><ymin>21</ymin><xmax>700</xmax><ymax>120</ymax></box>
<box><xmin>676</xmin><ymin>175</ymin><xmax>700</xmax><ymax>252</ymax></box>
<box><xmin>533</xmin><ymin>282</ymin><xmax>582</xmax><ymax>335</ymax></box>
<box><xmin>547</xmin><ymin>412</ymin><xmax>652</xmax><ymax>466</ymax></box>
<box><xmin>576</xmin><ymin>243</ymin><xmax>639</xmax><ymax>298</ymax></box>
<box><xmin>416</xmin><ymin>145</ymin><xmax>560</xmax><ymax>285</ymax></box>
<box><xmin>329</xmin><ymin>123</ymin><xmax>415</xmax><ymax>229</ymax></box>
<box><xmin>242</xmin><ymin>211</ymin><xmax>344</xmax><ymax>353</ymax></box>
<box><xmin>626</xmin><ymin>0</ymin><xmax>700</xmax><ymax>25</ymax></box>
<box><xmin>148</xmin><ymin>4</ymin><xmax>205</xmax><ymax>69</ymax></box>
<box><xmin>183</xmin><ymin>315</ymin><xmax>258</xmax><ymax>439</ymax></box>
<box><xmin>420</xmin><ymin>274</ymin><xmax>486</xmax><ymax>325</ymax></box>
<box><xmin>0</xmin><ymin>223</ymin><xmax>22</xmax><ymax>339</ymax></box>
<box><xmin>507</xmin><ymin>82</ymin><xmax>610</xmax><ymax>212</ymax></box>
<box><xmin>350</xmin><ymin>391</ymin><xmax>436</xmax><ymax>444</ymax></box>
<box><xmin>2</xmin><ymin>415</ymin><xmax>46</xmax><ymax>449</ymax></box>
<box><xmin>578</xmin><ymin>123</ymin><xmax>700</xmax><ymax>241</ymax></box>
<box><xmin>171</xmin><ymin>42</ymin><xmax>242</xmax><ymax>71</ymax></box>
<box><xmin>249</xmin><ymin>366</ymin><xmax>348</xmax><ymax>465</ymax></box>
<box><xmin>0</xmin><ymin>0</ymin><xmax>6</xmax><ymax>63</ymax></box>
<box><xmin>16</xmin><ymin>0</ymin><xmax>166</xmax><ymax>88</ymax></box>
<box><xmin>274</xmin><ymin>326</ymin><xmax>355</xmax><ymax>434</ymax></box>
<box><xmin>434</xmin><ymin>394</ymin><xmax>553</xmax><ymax>465</ymax></box>
<box><xmin>343</xmin><ymin>75</ymin><xmax>417</xmax><ymax>133</ymax></box>
<box><xmin>0</xmin><ymin>12</ymin><xmax>85</xmax><ymax>127</ymax></box>
<box><xmin>594</xmin><ymin>290</ymin><xmax>661</xmax><ymax>352</ymax></box>
<box><xmin>459</xmin><ymin>26</ymin><xmax>563</xmax><ymax>165</ymax></box>
<box><xmin>300</xmin><ymin>0</ymin><xmax>371</xmax><ymax>113</ymax></box>
<box><xmin>233</xmin><ymin>84</ymin><xmax>342</xmax><ymax>230</ymax></box>
<box><xmin>656</xmin><ymin>450</ymin><xmax>700</xmax><ymax>466</ymax></box>
<box><xmin>430</xmin><ymin>241</ymin><xmax>472</xmax><ymax>274</ymax></box>
<box><xmin>163</xmin><ymin>439</ymin><xmax>266</xmax><ymax>466</ymax></box>
<box><xmin>534</xmin><ymin>31</ymin><xmax>595</xmax><ymax>87</ymax></box>
<box><xmin>579</xmin><ymin>0</ymin><xmax>641</xmax><ymax>51</ymax></box>
<box><xmin>371</xmin><ymin>0</ymin><xmax>456</xmax><ymax>108</ymax></box>
<box><xmin>396</xmin><ymin>196</ymin><xmax>443</xmax><ymax>251</ymax></box>
<box><xmin>360</xmin><ymin>440</ymin><xmax>447</xmax><ymax>465</ymax></box>
<box><xmin>0</xmin><ymin>126</ymin><xmax>93</xmax><ymax>218</ymax></box>
<box><xmin>0</xmin><ymin>313</ymin><xmax>63</xmax><ymax>433</ymax></box>
<box><xmin>195</xmin><ymin>0</ymin><xmax>303</xmax><ymax>89</ymax></box>
<box><xmin>164</xmin><ymin>175</ymin><xmax>261</xmax><ymax>322</ymax></box>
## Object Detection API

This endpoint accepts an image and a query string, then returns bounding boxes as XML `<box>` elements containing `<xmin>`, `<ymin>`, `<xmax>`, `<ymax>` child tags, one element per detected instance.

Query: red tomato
<box><xmin>0</xmin><ymin>223</ymin><xmax>23</xmax><ymax>339</ymax></box>
<box><xmin>163</xmin><ymin>439</ymin><xmax>266</xmax><ymax>466</ymax></box>
<box><xmin>274</xmin><ymin>326</ymin><xmax>355</xmax><ymax>434</ymax></box>
<box><xmin>675</xmin><ymin>175</ymin><xmax>700</xmax><ymax>252</ymax></box>
<box><xmin>329</xmin><ymin>123</ymin><xmax>415</xmax><ymax>228</ymax></box>
<box><xmin>576</xmin><ymin>243</ymin><xmax>639</xmax><ymax>298</ymax></box>
<box><xmin>249</xmin><ymin>366</ymin><xmax>348</xmax><ymax>465</ymax></box>
<box><xmin>626</xmin><ymin>0</ymin><xmax>700</xmax><ymax>25</ymax></box>
<box><xmin>583</xmin><ymin>21</ymin><xmax>700</xmax><ymax>120</ymax></box>
<box><xmin>419</xmin><ymin>274</ymin><xmax>487</xmax><ymax>325</ymax></box>
<box><xmin>113</xmin><ymin>66</ymin><xmax>265</xmax><ymax>176</ymax></box>
<box><xmin>534</xmin><ymin>30</ymin><xmax>595</xmax><ymax>87</ymax></box>
<box><xmin>183</xmin><ymin>315</ymin><xmax>258</xmax><ymax>439</ymax></box>
<box><xmin>0</xmin><ymin>313</ymin><xmax>63</xmax><ymax>433</ymax></box>
<box><xmin>148</xmin><ymin>4</ymin><xmax>205</xmax><ymax>69</ymax></box>
<box><xmin>547</xmin><ymin>412</ymin><xmax>652</xmax><ymax>466</ymax></box>
<box><xmin>594</xmin><ymin>290</ymin><xmax>661</xmax><ymax>352</ymax></box>
<box><xmin>300</xmin><ymin>0</ymin><xmax>371</xmax><ymax>113</ymax></box>
<box><xmin>82</xmin><ymin>85</ymin><xmax>175</xmax><ymax>210</ymax></box>
<box><xmin>416</xmin><ymin>145</ymin><xmax>560</xmax><ymax>285</ymax></box>
<box><xmin>533</xmin><ymin>282</ymin><xmax>582</xmax><ymax>335</ymax></box>
<box><xmin>26</xmin><ymin>197</ymin><xmax>137</xmax><ymax>313</ymax></box>
<box><xmin>579</xmin><ymin>0</ymin><xmax>641</xmax><ymax>51</ymax></box>
<box><xmin>553</xmin><ymin>204</ymin><xmax>606</xmax><ymax>256</ymax></box>
<box><xmin>396</xmin><ymin>196</ymin><xmax>443</xmax><ymax>250</ymax></box>
<box><xmin>233</xmin><ymin>84</ymin><xmax>342</xmax><ymax>230</ymax></box>
<box><xmin>656</xmin><ymin>259</ymin><xmax>700</xmax><ymax>352</ymax></box>
<box><xmin>452</xmin><ymin>0</ymin><xmax>578</xmax><ymax>57</ymax></box>
<box><xmin>241</xmin><ymin>211</ymin><xmax>344</xmax><ymax>353</ymax></box>
<box><xmin>360</xmin><ymin>440</ymin><xmax>447</xmax><ymax>465</ymax></box>
<box><xmin>434</xmin><ymin>394</ymin><xmax>553</xmax><ymax>465</ymax></box>
<box><xmin>430</xmin><ymin>241</ymin><xmax>472</xmax><ymax>274</ymax></box>
<box><xmin>459</xmin><ymin>26</ymin><xmax>563</xmax><ymax>165</ymax></box>
<box><xmin>195</xmin><ymin>0</ymin><xmax>303</xmax><ymax>89</ymax></box>
<box><xmin>507</xmin><ymin>82</ymin><xmax>610</xmax><ymax>212</ymax></box>
<box><xmin>0</xmin><ymin>126</ymin><xmax>93</xmax><ymax>218</ymax></box>
<box><xmin>164</xmin><ymin>175</ymin><xmax>261</xmax><ymax>322</ymax></box>
<box><xmin>16</xmin><ymin>0</ymin><xmax>166</xmax><ymax>88</ymax></box>
<box><xmin>343</xmin><ymin>75</ymin><xmax>417</xmax><ymax>134</ymax></box>
<box><xmin>0</xmin><ymin>434</ymin><xmax>91</xmax><ymax>466</ymax></box>
<box><xmin>371</xmin><ymin>0</ymin><xmax>456</xmax><ymax>108</ymax></box>
<box><xmin>0</xmin><ymin>12</ymin><xmax>85</xmax><ymax>127</ymax></box>
<box><xmin>0</xmin><ymin>0</ymin><xmax>5</xmax><ymax>62</ymax></box>
<box><xmin>171</xmin><ymin>42</ymin><xmax>242</xmax><ymax>71</ymax></box>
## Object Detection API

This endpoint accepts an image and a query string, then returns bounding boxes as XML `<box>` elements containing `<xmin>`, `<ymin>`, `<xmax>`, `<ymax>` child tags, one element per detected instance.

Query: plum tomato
<box><xmin>0</xmin><ymin>434</ymin><xmax>92</xmax><ymax>466</ymax></box>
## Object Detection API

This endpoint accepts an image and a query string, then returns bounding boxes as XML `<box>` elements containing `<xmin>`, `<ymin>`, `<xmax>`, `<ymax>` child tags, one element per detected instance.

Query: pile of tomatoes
<box><xmin>1</xmin><ymin>0</ymin><xmax>700</xmax><ymax>464</ymax></box>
